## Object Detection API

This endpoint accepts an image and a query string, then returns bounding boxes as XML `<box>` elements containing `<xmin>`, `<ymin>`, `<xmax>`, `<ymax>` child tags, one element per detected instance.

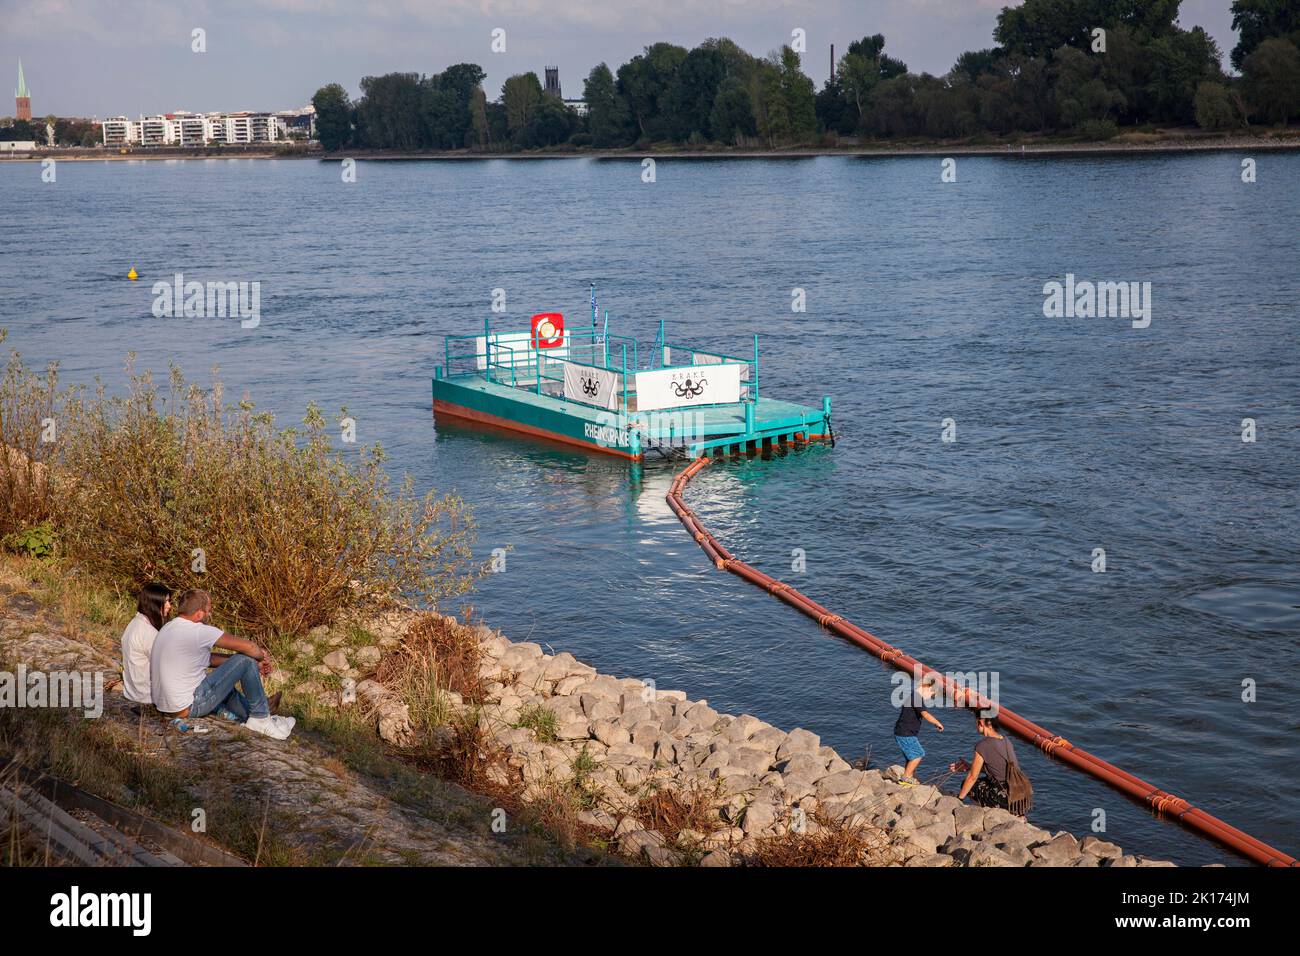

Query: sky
<box><xmin>1</xmin><ymin>0</ymin><xmax>1240</xmax><ymax>119</ymax></box>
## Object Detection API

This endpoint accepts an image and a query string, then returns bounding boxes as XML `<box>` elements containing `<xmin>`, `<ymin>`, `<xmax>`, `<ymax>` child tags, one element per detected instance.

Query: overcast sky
<box><xmin>1</xmin><ymin>0</ymin><xmax>1240</xmax><ymax>118</ymax></box>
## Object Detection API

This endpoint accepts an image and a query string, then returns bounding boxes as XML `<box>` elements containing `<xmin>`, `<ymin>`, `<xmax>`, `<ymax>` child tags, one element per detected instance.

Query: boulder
<box><xmin>1079</xmin><ymin>836</ymin><xmax>1123</xmax><ymax>861</ymax></box>
<box><xmin>591</xmin><ymin>719</ymin><xmax>630</xmax><ymax>747</ymax></box>
<box><xmin>954</xmin><ymin>804</ymin><xmax>986</xmax><ymax>837</ymax></box>
<box><xmin>776</xmin><ymin>728</ymin><xmax>821</xmax><ymax>761</ymax></box>
<box><xmin>816</xmin><ymin>770</ymin><xmax>865</xmax><ymax>798</ymax></box>
<box><xmin>1032</xmin><ymin>833</ymin><xmax>1082</xmax><ymax>866</ymax></box>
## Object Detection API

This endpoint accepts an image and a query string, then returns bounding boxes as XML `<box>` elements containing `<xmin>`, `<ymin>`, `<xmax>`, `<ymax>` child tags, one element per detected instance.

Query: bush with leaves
<box><xmin>0</xmin><ymin>336</ymin><xmax>479</xmax><ymax>640</ymax></box>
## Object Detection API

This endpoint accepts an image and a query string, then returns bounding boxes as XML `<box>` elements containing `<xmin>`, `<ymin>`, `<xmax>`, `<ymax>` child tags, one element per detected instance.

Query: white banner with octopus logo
<box><xmin>634</xmin><ymin>363</ymin><xmax>742</xmax><ymax>411</ymax></box>
<box><xmin>562</xmin><ymin>360</ymin><xmax>622</xmax><ymax>410</ymax></box>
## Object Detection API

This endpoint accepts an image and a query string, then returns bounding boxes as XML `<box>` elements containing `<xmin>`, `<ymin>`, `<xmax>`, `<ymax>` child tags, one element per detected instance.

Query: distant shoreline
<box><xmin>4</xmin><ymin>131</ymin><xmax>1298</xmax><ymax>163</ymax></box>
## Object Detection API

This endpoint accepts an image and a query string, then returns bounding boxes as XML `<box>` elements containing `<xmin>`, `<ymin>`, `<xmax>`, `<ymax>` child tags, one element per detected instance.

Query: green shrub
<box><xmin>1194</xmin><ymin>81</ymin><xmax>1241</xmax><ymax>131</ymax></box>
<box><xmin>0</xmin><ymin>336</ymin><xmax>479</xmax><ymax>639</ymax></box>
<box><xmin>1</xmin><ymin>523</ymin><xmax>56</xmax><ymax>558</ymax></box>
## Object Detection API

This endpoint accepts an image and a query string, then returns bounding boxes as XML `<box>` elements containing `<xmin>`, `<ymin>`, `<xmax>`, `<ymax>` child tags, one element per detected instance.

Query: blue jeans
<box><xmin>189</xmin><ymin>654</ymin><xmax>270</xmax><ymax>721</ymax></box>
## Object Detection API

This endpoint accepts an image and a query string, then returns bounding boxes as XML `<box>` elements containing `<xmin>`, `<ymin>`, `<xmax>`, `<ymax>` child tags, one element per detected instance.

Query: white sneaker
<box><xmin>272</xmin><ymin>715</ymin><xmax>296</xmax><ymax>736</ymax></box>
<box><xmin>244</xmin><ymin>715</ymin><xmax>292</xmax><ymax>740</ymax></box>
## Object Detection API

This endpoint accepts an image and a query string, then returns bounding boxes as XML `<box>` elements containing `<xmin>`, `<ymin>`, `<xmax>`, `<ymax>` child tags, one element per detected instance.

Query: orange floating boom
<box><xmin>666</xmin><ymin>455</ymin><xmax>1296</xmax><ymax>868</ymax></box>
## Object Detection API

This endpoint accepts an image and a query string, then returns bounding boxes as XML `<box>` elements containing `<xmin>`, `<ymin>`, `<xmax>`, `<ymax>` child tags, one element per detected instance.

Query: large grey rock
<box><xmin>1080</xmin><ymin>836</ymin><xmax>1123</xmax><ymax>861</ymax></box>
<box><xmin>1032</xmin><ymin>833</ymin><xmax>1082</xmax><ymax>866</ymax></box>
<box><xmin>591</xmin><ymin>719</ymin><xmax>630</xmax><ymax>747</ymax></box>
<box><xmin>954</xmin><ymin>804</ymin><xmax>986</xmax><ymax>837</ymax></box>
<box><xmin>722</xmin><ymin>714</ymin><xmax>763</xmax><ymax>743</ymax></box>
<box><xmin>776</xmin><ymin>728</ymin><xmax>821</xmax><ymax>761</ymax></box>
<box><xmin>816</xmin><ymin>769</ymin><xmax>864</xmax><ymax>797</ymax></box>
<box><xmin>969</xmin><ymin>845</ymin><xmax>1019</xmax><ymax>867</ymax></box>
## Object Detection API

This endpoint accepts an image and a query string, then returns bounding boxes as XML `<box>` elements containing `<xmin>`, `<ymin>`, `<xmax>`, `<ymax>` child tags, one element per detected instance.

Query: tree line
<box><xmin>0</xmin><ymin>116</ymin><xmax>100</xmax><ymax>146</ymax></box>
<box><xmin>310</xmin><ymin>0</ymin><xmax>1300</xmax><ymax>152</ymax></box>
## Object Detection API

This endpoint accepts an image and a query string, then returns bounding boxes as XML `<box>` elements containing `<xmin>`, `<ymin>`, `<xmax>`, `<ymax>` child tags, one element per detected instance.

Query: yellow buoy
<box><xmin>127</xmin><ymin>267</ymin><xmax>138</xmax><ymax>280</ymax></box>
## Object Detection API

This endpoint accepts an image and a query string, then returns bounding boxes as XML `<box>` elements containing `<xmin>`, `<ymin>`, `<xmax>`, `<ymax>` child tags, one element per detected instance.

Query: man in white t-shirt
<box><xmin>150</xmin><ymin>589</ymin><xmax>294</xmax><ymax>740</ymax></box>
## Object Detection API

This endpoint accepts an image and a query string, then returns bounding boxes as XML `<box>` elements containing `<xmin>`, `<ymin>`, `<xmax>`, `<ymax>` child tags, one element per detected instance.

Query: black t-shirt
<box><xmin>893</xmin><ymin>691</ymin><xmax>928</xmax><ymax>737</ymax></box>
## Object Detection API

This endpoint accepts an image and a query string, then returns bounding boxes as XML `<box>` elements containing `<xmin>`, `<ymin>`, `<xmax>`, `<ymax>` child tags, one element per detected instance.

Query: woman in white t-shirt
<box><xmin>120</xmin><ymin>582</ymin><xmax>172</xmax><ymax>705</ymax></box>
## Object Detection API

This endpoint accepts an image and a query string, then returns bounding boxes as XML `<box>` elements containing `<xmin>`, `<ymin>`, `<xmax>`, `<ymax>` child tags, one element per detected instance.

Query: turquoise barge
<box><xmin>431</xmin><ymin>300</ymin><xmax>832</xmax><ymax>461</ymax></box>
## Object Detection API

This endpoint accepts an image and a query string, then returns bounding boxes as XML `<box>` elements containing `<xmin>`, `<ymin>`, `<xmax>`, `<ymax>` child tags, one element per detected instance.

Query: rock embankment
<box><xmin>309</xmin><ymin>613</ymin><xmax>1174</xmax><ymax>868</ymax></box>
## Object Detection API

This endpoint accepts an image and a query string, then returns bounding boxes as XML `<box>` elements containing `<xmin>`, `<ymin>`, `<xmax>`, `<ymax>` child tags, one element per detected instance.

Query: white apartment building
<box><xmin>101</xmin><ymin>110</ymin><xmax>300</xmax><ymax>146</ymax></box>
<box><xmin>101</xmin><ymin>116</ymin><xmax>136</xmax><ymax>146</ymax></box>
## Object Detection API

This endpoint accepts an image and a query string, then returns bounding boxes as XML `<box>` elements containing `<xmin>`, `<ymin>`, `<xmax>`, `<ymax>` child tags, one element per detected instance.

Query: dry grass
<box><xmin>0</xmin><ymin>685</ymin><xmax>309</xmax><ymax>865</ymax></box>
<box><xmin>745</xmin><ymin>809</ymin><xmax>903</xmax><ymax>867</ymax></box>
<box><xmin>381</xmin><ymin>612</ymin><xmax>485</xmax><ymax>703</ymax></box>
<box><xmin>634</xmin><ymin>782</ymin><xmax>726</xmax><ymax>843</ymax></box>
<box><xmin>0</xmin><ymin>332</ymin><xmax>67</xmax><ymax>539</ymax></box>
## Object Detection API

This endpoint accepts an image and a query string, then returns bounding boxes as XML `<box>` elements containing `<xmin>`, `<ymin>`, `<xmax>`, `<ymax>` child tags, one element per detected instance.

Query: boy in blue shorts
<box><xmin>894</xmin><ymin>677</ymin><xmax>944</xmax><ymax>785</ymax></box>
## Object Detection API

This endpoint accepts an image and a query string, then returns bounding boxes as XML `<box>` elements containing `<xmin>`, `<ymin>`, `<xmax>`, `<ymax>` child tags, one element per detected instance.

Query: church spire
<box><xmin>16</xmin><ymin>59</ymin><xmax>30</xmax><ymax>99</ymax></box>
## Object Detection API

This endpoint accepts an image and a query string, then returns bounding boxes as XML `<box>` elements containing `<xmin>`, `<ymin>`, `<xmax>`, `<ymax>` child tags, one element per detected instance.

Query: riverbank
<box><xmin>0</xmin><ymin>554</ymin><xmax>1178</xmax><ymax>867</ymax></box>
<box><xmin>3</xmin><ymin>127</ymin><xmax>1297</xmax><ymax>163</ymax></box>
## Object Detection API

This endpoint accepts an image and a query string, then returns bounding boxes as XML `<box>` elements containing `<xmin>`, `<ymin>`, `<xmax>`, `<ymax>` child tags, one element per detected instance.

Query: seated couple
<box><xmin>120</xmin><ymin>585</ymin><xmax>295</xmax><ymax>740</ymax></box>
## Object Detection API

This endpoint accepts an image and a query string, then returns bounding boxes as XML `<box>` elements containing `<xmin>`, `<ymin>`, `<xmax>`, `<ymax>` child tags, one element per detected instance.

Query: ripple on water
<box><xmin>939</xmin><ymin>507</ymin><xmax>1050</xmax><ymax>532</ymax></box>
<box><xmin>1182</xmin><ymin>582</ymin><xmax>1300</xmax><ymax>633</ymax></box>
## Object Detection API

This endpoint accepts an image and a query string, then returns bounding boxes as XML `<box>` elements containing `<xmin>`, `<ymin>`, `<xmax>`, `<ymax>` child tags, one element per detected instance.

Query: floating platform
<box><xmin>433</xmin><ymin>371</ymin><xmax>830</xmax><ymax>460</ymax></box>
<box><xmin>431</xmin><ymin>307</ymin><xmax>831</xmax><ymax>461</ymax></box>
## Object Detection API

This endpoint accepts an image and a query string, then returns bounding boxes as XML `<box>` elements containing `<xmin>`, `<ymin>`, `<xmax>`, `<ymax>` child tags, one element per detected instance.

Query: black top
<box><xmin>893</xmin><ymin>690</ymin><xmax>929</xmax><ymax>737</ymax></box>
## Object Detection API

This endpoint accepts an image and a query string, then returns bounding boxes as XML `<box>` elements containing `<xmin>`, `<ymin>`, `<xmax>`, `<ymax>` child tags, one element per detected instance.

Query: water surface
<box><xmin>2</xmin><ymin>153</ymin><xmax>1297</xmax><ymax>864</ymax></box>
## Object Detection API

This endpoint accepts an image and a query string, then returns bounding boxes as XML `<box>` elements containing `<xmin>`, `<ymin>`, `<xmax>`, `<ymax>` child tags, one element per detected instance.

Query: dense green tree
<box><xmin>869</xmin><ymin>74</ymin><xmax>921</xmax><ymax>136</ymax></box>
<box><xmin>584</xmin><ymin>63</ymin><xmax>635</xmax><ymax>147</ymax></box>
<box><xmin>1230</xmin><ymin>0</ymin><xmax>1300</xmax><ymax>70</ymax></box>
<box><xmin>951</xmin><ymin>48</ymin><xmax>1003</xmax><ymax>84</ymax></box>
<box><xmin>468</xmin><ymin>86</ymin><xmax>489</xmax><ymax>149</ymax></box>
<box><xmin>617</xmin><ymin>42</ymin><xmax>688</xmax><ymax>140</ymax></box>
<box><xmin>996</xmin><ymin>0</ymin><xmax>1182</xmax><ymax>58</ymax></box>
<box><xmin>915</xmin><ymin>76</ymin><xmax>980</xmax><ymax>138</ymax></box>
<box><xmin>710</xmin><ymin>77</ymin><xmax>758</xmax><ymax>143</ymax></box>
<box><xmin>975</xmin><ymin>56</ymin><xmax>1052</xmax><ymax>134</ymax></box>
<box><xmin>436</xmin><ymin>63</ymin><xmax>487</xmax><ymax>146</ymax></box>
<box><xmin>837</xmin><ymin>34</ymin><xmax>909</xmax><ymax>131</ymax></box>
<box><xmin>311</xmin><ymin>83</ymin><xmax>353</xmax><ymax>151</ymax></box>
<box><xmin>420</xmin><ymin>86</ymin><xmax>461</xmax><ymax>148</ymax></box>
<box><xmin>530</xmin><ymin>98</ymin><xmax>575</xmax><ymax>147</ymax></box>
<box><xmin>777</xmin><ymin>47</ymin><xmax>818</xmax><ymax>142</ymax></box>
<box><xmin>1146</xmin><ymin>27</ymin><xmax>1222</xmax><ymax>124</ymax></box>
<box><xmin>356</xmin><ymin>73</ymin><xmax>425</xmax><ymax>149</ymax></box>
<box><xmin>669</xmin><ymin>46</ymin><xmax>727</xmax><ymax>139</ymax></box>
<box><xmin>1051</xmin><ymin>46</ymin><xmax>1124</xmax><ymax>129</ymax></box>
<box><xmin>1095</xmin><ymin>23</ymin><xmax>1151</xmax><ymax>122</ymax></box>
<box><xmin>1194</xmin><ymin>81</ymin><xmax>1242</xmax><ymax>129</ymax></box>
<box><xmin>486</xmin><ymin>101</ymin><xmax>509</xmax><ymax>145</ymax></box>
<box><xmin>755</xmin><ymin>58</ymin><xmax>792</xmax><ymax>146</ymax></box>
<box><xmin>815</xmin><ymin>74</ymin><xmax>856</xmax><ymax>135</ymax></box>
<box><xmin>1242</xmin><ymin>36</ymin><xmax>1300</xmax><ymax>122</ymax></box>
<box><xmin>502</xmin><ymin>72</ymin><xmax>544</xmax><ymax>140</ymax></box>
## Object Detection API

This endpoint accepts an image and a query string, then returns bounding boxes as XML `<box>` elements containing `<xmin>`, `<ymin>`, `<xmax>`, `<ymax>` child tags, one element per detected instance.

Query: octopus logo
<box><xmin>531</xmin><ymin>312</ymin><xmax>565</xmax><ymax>350</ymax></box>
<box><xmin>671</xmin><ymin>377</ymin><xmax>707</xmax><ymax>399</ymax></box>
<box><xmin>581</xmin><ymin>376</ymin><xmax>600</xmax><ymax>397</ymax></box>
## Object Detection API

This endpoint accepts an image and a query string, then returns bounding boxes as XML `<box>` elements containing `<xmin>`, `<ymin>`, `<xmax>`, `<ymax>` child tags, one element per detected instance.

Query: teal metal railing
<box><xmin>440</xmin><ymin>323</ymin><xmax>762</xmax><ymax>412</ymax></box>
